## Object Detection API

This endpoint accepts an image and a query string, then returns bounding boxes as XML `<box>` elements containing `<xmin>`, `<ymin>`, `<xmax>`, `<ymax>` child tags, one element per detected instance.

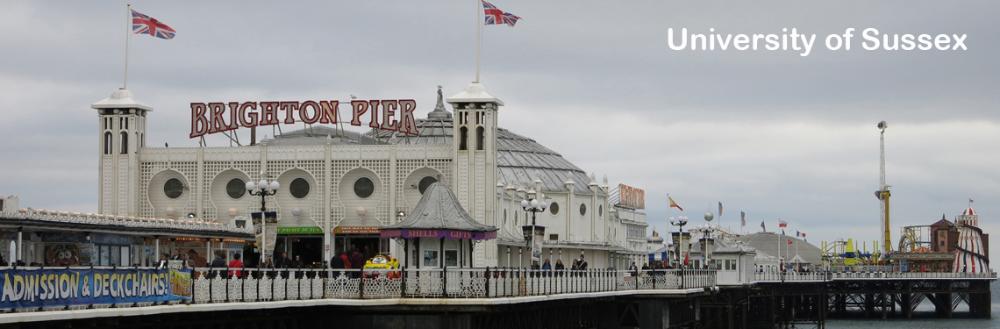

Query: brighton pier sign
<box><xmin>190</xmin><ymin>99</ymin><xmax>419</xmax><ymax>138</ymax></box>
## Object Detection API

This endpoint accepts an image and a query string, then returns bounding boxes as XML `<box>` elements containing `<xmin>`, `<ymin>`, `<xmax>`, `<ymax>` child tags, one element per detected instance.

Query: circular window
<box><xmin>354</xmin><ymin>177</ymin><xmax>375</xmax><ymax>198</ymax></box>
<box><xmin>164</xmin><ymin>178</ymin><xmax>184</xmax><ymax>199</ymax></box>
<box><xmin>550</xmin><ymin>202</ymin><xmax>560</xmax><ymax>215</ymax></box>
<box><xmin>579</xmin><ymin>204</ymin><xmax>587</xmax><ymax>216</ymax></box>
<box><xmin>290</xmin><ymin>178</ymin><xmax>310</xmax><ymax>198</ymax></box>
<box><xmin>226</xmin><ymin>178</ymin><xmax>246</xmax><ymax>199</ymax></box>
<box><xmin>418</xmin><ymin>176</ymin><xmax>438</xmax><ymax>194</ymax></box>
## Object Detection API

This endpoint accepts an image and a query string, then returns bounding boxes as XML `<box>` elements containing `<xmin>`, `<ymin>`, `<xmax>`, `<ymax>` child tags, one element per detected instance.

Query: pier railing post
<box><xmin>359</xmin><ymin>268</ymin><xmax>366</xmax><ymax>299</ymax></box>
<box><xmin>485</xmin><ymin>267</ymin><xmax>491</xmax><ymax>297</ymax></box>
<box><xmin>442</xmin><ymin>266</ymin><xmax>448</xmax><ymax>297</ymax></box>
<box><xmin>401</xmin><ymin>268</ymin><xmax>408</xmax><ymax>298</ymax></box>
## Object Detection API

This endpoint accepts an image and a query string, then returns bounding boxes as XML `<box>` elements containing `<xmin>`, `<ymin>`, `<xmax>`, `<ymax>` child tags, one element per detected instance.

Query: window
<box><xmin>226</xmin><ymin>178</ymin><xmax>246</xmax><ymax>199</ymax></box>
<box><xmin>476</xmin><ymin>126</ymin><xmax>485</xmax><ymax>150</ymax></box>
<box><xmin>164</xmin><ymin>178</ymin><xmax>184</xmax><ymax>199</ymax></box>
<box><xmin>418</xmin><ymin>176</ymin><xmax>437</xmax><ymax>194</ymax></box>
<box><xmin>459</xmin><ymin>126</ymin><xmax>468</xmax><ymax>150</ymax></box>
<box><xmin>103</xmin><ymin>132</ymin><xmax>112</xmax><ymax>155</ymax></box>
<box><xmin>97</xmin><ymin>245</ymin><xmax>129</xmax><ymax>266</ymax></box>
<box><xmin>550</xmin><ymin>202</ymin><xmax>560</xmax><ymax>215</ymax></box>
<box><xmin>549</xmin><ymin>234</ymin><xmax>559</xmax><ymax>241</ymax></box>
<box><xmin>290</xmin><ymin>178</ymin><xmax>310</xmax><ymax>198</ymax></box>
<box><xmin>580</xmin><ymin>204</ymin><xmax>587</xmax><ymax>216</ymax></box>
<box><xmin>599</xmin><ymin>205</ymin><xmax>603</xmax><ymax>217</ymax></box>
<box><xmin>354</xmin><ymin>177</ymin><xmax>374</xmax><ymax>198</ymax></box>
<box><xmin>423</xmin><ymin>250</ymin><xmax>439</xmax><ymax>267</ymax></box>
<box><xmin>120</xmin><ymin>132</ymin><xmax>128</xmax><ymax>154</ymax></box>
<box><xmin>445</xmin><ymin>250</ymin><xmax>459</xmax><ymax>267</ymax></box>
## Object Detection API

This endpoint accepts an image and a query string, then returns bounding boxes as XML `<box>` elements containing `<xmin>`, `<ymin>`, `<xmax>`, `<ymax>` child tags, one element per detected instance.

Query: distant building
<box><xmin>735</xmin><ymin>232</ymin><xmax>822</xmax><ymax>270</ymax></box>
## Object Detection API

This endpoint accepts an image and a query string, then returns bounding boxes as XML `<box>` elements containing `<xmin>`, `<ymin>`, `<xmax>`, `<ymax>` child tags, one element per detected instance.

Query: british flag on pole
<box><xmin>131</xmin><ymin>9</ymin><xmax>176</xmax><ymax>40</ymax></box>
<box><xmin>482</xmin><ymin>1</ymin><xmax>521</xmax><ymax>27</ymax></box>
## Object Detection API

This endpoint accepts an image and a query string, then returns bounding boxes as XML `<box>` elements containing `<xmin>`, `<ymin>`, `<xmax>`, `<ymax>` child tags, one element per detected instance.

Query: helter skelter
<box><xmin>953</xmin><ymin>204</ymin><xmax>989</xmax><ymax>273</ymax></box>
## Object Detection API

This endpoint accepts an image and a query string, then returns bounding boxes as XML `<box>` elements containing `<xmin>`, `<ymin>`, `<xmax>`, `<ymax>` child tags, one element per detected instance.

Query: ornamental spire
<box><xmin>427</xmin><ymin>85</ymin><xmax>452</xmax><ymax>120</ymax></box>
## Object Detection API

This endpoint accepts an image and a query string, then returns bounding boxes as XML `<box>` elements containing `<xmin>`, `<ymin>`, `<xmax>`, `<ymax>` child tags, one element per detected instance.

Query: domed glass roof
<box><xmin>371</xmin><ymin>88</ymin><xmax>593</xmax><ymax>193</ymax></box>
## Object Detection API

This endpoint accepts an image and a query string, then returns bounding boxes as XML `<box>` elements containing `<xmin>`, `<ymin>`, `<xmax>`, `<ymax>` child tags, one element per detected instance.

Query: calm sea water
<box><xmin>827</xmin><ymin>282</ymin><xmax>1000</xmax><ymax>329</ymax></box>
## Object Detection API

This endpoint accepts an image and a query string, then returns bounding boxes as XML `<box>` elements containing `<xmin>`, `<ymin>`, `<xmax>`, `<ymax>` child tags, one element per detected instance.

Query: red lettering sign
<box><xmin>617</xmin><ymin>184</ymin><xmax>645</xmax><ymax>209</ymax></box>
<box><xmin>189</xmin><ymin>99</ymin><xmax>419</xmax><ymax>139</ymax></box>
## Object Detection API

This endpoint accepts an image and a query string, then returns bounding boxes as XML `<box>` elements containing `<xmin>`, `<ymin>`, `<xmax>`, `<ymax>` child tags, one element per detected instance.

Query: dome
<box><xmin>92</xmin><ymin>88</ymin><xmax>152</xmax><ymax>111</ymax></box>
<box><xmin>370</xmin><ymin>88</ymin><xmax>592</xmax><ymax>193</ymax></box>
<box><xmin>963</xmin><ymin>207</ymin><xmax>977</xmax><ymax>216</ymax></box>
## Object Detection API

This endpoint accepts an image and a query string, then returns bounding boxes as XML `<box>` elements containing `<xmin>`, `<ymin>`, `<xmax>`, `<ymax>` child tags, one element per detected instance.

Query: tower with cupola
<box><xmin>93</xmin><ymin>88</ymin><xmax>151</xmax><ymax>215</ymax></box>
<box><xmin>447</xmin><ymin>82</ymin><xmax>501</xmax><ymax>266</ymax></box>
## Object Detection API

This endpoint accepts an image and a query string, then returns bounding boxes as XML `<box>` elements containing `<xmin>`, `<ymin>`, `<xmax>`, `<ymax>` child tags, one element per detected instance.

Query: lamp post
<box><xmin>669</xmin><ymin>216</ymin><xmax>688</xmax><ymax>268</ymax></box>
<box><xmin>520</xmin><ymin>189</ymin><xmax>548</xmax><ymax>268</ymax></box>
<box><xmin>246</xmin><ymin>176</ymin><xmax>279</xmax><ymax>265</ymax></box>
<box><xmin>703</xmin><ymin>212</ymin><xmax>714</xmax><ymax>269</ymax></box>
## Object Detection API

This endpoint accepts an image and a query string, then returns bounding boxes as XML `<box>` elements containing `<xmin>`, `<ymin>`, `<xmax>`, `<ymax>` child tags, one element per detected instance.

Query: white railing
<box><xmin>188</xmin><ymin>267</ymin><xmax>717</xmax><ymax>302</ymax></box>
<box><xmin>753</xmin><ymin>270</ymin><xmax>998</xmax><ymax>282</ymax></box>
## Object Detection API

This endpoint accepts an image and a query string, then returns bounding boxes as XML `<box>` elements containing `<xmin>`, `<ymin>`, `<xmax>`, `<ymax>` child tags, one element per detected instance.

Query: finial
<box><xmin>428</xmin><ymin>85</ymin><xmax>452</xmax><ymax>120</ymax></box>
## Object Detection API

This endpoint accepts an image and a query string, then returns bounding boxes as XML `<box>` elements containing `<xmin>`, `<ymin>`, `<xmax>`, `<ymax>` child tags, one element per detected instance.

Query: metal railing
<box><xmin>189</xmin><ymin>267</ymin><xmax>717</xmax><ymax>303</ymax></box>
<box><xmin>753</xmin><ymin>270</ymin><xmax>997</xmax><ymax>282</ymax></box>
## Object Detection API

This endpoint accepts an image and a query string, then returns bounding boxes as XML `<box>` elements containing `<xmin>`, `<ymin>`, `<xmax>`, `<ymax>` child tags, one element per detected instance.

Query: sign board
<box><xmin>333</xmin><ymin>226</ymin><xmax>380</xmax><ymax>235</ymax></box>
<box><xmin>617</xmin><ymin>184</ymin><xmax>646</xmax><ymax>209</ymax></box>
<box><xmin>277</xmin><ymin>226</ymin><xmax>324</xmax><ymax>235</ymax></box>
<box><xmin>0</xmin><ymin>267</ymin><xmax>190</xmax><ymax>309</ymax></box>
<box><xmin>189</xmin><ymin>100</ymin><xmax>419</xmax><ymax>138</ymax></box>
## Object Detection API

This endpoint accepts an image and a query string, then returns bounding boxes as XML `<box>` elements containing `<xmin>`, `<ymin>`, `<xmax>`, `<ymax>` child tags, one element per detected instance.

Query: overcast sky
<box><xmin>1</xmin><ymin>1</ymin><xmax>997</xmax><ymax>253</ymax></box>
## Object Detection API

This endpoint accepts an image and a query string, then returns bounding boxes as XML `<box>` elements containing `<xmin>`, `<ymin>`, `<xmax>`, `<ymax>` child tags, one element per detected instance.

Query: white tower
<box><xmin>447</xmin><ymin>82</ymin><xmax>502</xmax><ymax>266</ymax></box>
<box><xmin>93</xmin><ymin>88</ymin><xmax>151</xmax><ymax>215</ymax></box>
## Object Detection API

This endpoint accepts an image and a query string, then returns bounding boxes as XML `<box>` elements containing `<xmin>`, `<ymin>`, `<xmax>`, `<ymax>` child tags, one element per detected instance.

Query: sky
<box><xmin>1</xmin><ymin>0</ymin><xmax>998</xmax><ymax>254</ymax></box>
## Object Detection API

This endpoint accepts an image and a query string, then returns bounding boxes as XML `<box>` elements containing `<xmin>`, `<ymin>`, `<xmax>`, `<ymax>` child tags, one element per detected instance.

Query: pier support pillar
<box><xmin>934</xmin><ymin>292</ymin><xmax>953</xmax><ymax>318</ymax></box>
<box><xmin>900</xmin><ymin>292</ymin><xmax>912</xmax><ymax>319</ymax></box>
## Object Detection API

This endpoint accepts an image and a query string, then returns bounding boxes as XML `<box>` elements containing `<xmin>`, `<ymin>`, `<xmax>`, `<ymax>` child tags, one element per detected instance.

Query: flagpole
<box><xmin>123</xmin><ymin>2</ymin><xmax>131</xmax><ymax>89</ymax></box>
<box><xmin>474</xmin><ymin>0</ymin><xmax>482</xmax><ymax>83</ymax></box>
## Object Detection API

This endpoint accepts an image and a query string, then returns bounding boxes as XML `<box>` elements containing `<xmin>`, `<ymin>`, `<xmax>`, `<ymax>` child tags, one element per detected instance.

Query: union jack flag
<box><xmin>482</xmin><ymin>1</ymin><xmax>520</xmax><ymax>27</ymax></box>
<box><xmin>131</xmin><ymin>9</ymin><xmax>175</xmax><ymax>40</ymax></box>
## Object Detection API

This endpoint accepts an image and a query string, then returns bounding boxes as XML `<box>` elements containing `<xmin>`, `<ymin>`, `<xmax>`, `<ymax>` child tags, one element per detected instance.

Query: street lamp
<box><xmin>246</xmin><ymin>176</ymin><xmax>279</xmax><ymax>265</ymax></box>
<box><xmin>703</xmin><ymin>212</ymin><xmax>714</xmax><ymax>269</ymax></box>
<box><xmin>669</xmin><ymin>216</ymin><xmax>688</xmax><ymax>268</ymax></box>
<box><xmin>520</xmin><ymin>189</ymin><xmax>548</xmax><ymax>268</ymax></box>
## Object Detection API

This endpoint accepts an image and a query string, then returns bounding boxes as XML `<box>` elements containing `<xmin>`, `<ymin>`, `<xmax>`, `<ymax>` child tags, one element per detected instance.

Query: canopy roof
<box><xmin>380</xmin><ymin>182</ymin><xmax>497</xmax><ymax>240</ymax></box>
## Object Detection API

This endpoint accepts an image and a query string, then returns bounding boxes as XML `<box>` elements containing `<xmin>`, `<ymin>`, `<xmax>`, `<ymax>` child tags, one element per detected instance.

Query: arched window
<box><xmin>103</xmin><ymin>132</ymin><xmax>112</xmax><ymax>155</ymax></box>
<box><xmin>476</xmin><ymin>126</ymin><xmax>485</xmax><ymax>150</ymax></box>
<box><xmin>120</xmin><ymin>132</ymin><xmax>128</xmax><ymax>154</ymax></box>
<box><xmin>459</xmin><ymin>126</ymin><xmax>468</xmax><ymax>150</ymax></box>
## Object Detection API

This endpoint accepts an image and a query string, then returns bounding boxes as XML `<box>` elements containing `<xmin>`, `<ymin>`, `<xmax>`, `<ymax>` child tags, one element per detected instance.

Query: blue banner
<box><xmin>0</xmin><ymin>268</ymin><xmax>190</xmax><ymax>309</ymax></box>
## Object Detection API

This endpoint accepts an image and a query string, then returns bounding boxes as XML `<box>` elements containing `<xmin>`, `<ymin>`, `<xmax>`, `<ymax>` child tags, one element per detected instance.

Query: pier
<box><xmin>0</xmin><ymin>267</ymin><xmax>992</xmax><ymax>329</ymax></box>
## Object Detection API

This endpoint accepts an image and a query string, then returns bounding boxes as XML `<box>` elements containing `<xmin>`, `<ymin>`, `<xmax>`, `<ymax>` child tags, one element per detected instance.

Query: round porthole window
<box><xmin>354</xmin><ymin>177</ymin><xmax>375</xmax><ymax>198</ymax></box>
<box><xmin>579</xmin><ymin>204</ymin><xmax>587</xmax><ymax>216</ymax></box>
<box><xmin>226</xmin><ymin>178</ymin><xmax>246</xmax><ymax>199</ymax></box>
<box><xmin>550</xmin><ymin>202</ymin><xmax>560</xmax><ymax>215</ymax></box>
<box><xmin>290</xmin><ymin>178</ymin><xmax>310</xmax><ymax>199</ymax></box>
<box><xmin>164</xmin><ymin>178</ymin><xmax>184</xmax><ymax>199</ymax></box>
<box><xmin>418</xmin><ymin>176</ymin><xmax>438</xmax><ymax>194</ymax></box>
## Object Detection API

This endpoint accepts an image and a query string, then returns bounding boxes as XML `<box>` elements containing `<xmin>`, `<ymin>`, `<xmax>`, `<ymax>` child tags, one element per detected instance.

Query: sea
<box><xmin>827</xmin><ymin>282</ymin><xmax>1000</xmax><ymax>329</ymax></box>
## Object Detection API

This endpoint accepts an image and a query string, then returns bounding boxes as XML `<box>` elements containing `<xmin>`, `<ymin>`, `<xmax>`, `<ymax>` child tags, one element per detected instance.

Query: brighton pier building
<box><xmin>93</xmin><ymin>83</ymin><xmax>648</xmax><ymax>268</ymax></box>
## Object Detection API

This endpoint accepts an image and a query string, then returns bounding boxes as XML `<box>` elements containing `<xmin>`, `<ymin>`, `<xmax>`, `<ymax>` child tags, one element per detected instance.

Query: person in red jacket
<box><xmin>228</xmin><ymin>253</ymin><xmax>244</xmax><ymax>278</ymax></box>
